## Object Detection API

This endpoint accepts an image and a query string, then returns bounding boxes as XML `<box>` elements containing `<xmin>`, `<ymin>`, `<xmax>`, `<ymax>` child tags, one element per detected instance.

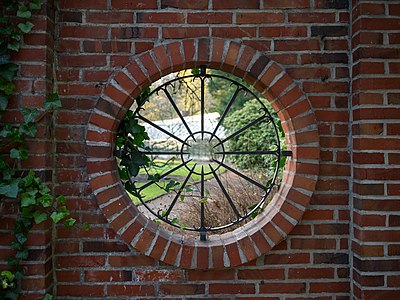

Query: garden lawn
<box><xmin>129</xmin><ymin>160</ymin><xmax>223</xmax><ymax>204</ymax></box>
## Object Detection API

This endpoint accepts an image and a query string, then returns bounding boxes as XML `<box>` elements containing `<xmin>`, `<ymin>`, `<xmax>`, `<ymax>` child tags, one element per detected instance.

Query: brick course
<box><xmin>0</xmin><ymin>0</ymin><xmax>399</xmax><ymax>299</ymax></box>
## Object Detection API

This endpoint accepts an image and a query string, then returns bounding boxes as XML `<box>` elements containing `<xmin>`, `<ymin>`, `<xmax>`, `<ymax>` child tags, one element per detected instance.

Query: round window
<box><xmin>87</xmin><ymin>38</ymin><xmax>319</xmax><ymax>269</ymax></box>
<box><xmin>114</xmin><ymin>66</ymin><xmax>291</xmax><ymax>241</ymax></box>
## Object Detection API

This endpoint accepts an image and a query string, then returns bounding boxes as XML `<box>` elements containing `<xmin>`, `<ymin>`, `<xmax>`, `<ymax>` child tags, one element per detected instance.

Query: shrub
<box><xmin>223</xmin><ymin>99</ymin><xmax>279</xmax><ymax>174</ymax></box>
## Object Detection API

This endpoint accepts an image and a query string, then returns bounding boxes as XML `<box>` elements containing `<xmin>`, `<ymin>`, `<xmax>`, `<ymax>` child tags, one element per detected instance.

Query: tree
<box><xmin>207</xmin><ymin>69</ymin><xmax>254</xmax><ymax>114</ymax></box>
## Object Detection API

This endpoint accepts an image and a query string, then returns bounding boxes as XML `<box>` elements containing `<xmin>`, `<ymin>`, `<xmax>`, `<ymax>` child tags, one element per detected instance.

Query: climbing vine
<box><xmin>0</xmin><ymin>1</ymin><xmax>74</xmax><ymax>299</ymax></box>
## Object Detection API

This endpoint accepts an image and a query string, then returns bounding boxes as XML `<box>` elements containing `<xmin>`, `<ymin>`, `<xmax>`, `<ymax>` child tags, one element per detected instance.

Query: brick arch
<box><xmin>86</xmin><ymin>38</ymin><xmax>319</xmax><ymax>269</ymax></box>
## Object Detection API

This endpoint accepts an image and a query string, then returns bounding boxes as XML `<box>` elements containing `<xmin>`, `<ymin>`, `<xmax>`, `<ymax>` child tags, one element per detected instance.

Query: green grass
<box><xmin>129</xmin><ymin>183</ymin><xmax>169</xmax><ymax>205</ymax></box>
<box><xmin>129</xmin><ymin>160</ymin><xmax>223</xmax><ymax>204</ymax></box>
<box><xmin>139</xmin><ymin>160</ymin><xmax>216</xmax><ymax>181</ymax></box>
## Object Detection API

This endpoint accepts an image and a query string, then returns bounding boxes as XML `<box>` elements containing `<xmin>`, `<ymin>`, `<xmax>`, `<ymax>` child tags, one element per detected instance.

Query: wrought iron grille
<box><xmin>116</xmin><ymin>66</ymin><xmax>292</xmax><ymax>241</ymax></box>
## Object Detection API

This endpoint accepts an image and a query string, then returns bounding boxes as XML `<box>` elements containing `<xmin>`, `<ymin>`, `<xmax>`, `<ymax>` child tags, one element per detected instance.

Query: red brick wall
<box><xmin>351</xmin><ymin>0</ymin><xmax>400</xmax><ymax>299</ymax></box>
<box><xmin>0</xmin><ymin>0</ymin><xmax>398</xmax><ymax>299</ymax></box>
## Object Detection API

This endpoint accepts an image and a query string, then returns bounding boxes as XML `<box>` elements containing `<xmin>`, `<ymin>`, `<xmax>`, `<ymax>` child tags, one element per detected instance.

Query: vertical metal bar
<box><xmin>201</xmin><ymin>77</ymin><xmax>205</xmax><ymax>139</ymax></box>
<box><xmin>200</xmin><ymin>165</ymin><xmax>206</xmax><ymax>241</ymax></box>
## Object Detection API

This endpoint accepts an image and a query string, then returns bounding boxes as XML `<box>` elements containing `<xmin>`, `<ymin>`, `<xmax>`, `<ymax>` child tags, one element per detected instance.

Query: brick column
<box><xmin>0</xmin><ymin>1</ymin><xmax>56</xmax><ymax>299</ymax></box>
<box><xmin>351</xmin><ymin>1</ymin><xmax>400</xmax><ymax>298</ymax></box>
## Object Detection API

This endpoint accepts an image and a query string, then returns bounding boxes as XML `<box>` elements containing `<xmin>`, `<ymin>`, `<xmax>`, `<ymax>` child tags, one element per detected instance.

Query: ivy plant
<box><xmin>0</xmin><ymin>1</ymin><xmax>75</xmax><ymax>299</ymax></box>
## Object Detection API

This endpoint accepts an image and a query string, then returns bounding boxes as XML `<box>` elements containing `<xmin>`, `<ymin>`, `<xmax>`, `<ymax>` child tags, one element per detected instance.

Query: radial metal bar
<box><xmin>200</xmin><ymin>165</ymin><xmax>206</xmax><ymax>241</ymax></box>
<box><xmin>214</xmin><ymin>160</ymin><xmax>268</xmax><ymax>192</ymax></box>
<box><xmin>211</xmin><ymin>86</ymin><xmax>241</xmax><ymax>137</ymax></box>
<box><xmin>281</xmin><ymin>150</ymin><xmax>293</xmax><ymax>157</ymax></box>
<box><xmin>136</xmin><ymin>114</ymin><xmax>190</xmax><ymax>146</ymax></box>
<box><xmin>209</xmin><ymin>164</ymin><xmax>242</xmax><ymax>219</ymax></box>
<box><xmin>213</xmin><ymin>114</ymin><xmax>267</xmax><ymax>147</ymax></box>
<box><xmin>164</xmin><ymin>164</ymin><xmax>196</xmax><ymax>218</ymax></box>
<box><xmin>162</xmin><ymin>88</ymin><xmax>195</xmax><ymax>140</ymax></box>
<box><xmin>216</xmin><ymin>150</ymin><xmax>279</xmax><ymax>155</ymax></box>
<box><xmin>138</xmin><ymin>161</ymin><xmax>189</xmax><ymax>191</ymax></box>
<box><xmin>138</xmin><ymin>151</ymin><xmax>187</xmax><ymax>156</ymax></box>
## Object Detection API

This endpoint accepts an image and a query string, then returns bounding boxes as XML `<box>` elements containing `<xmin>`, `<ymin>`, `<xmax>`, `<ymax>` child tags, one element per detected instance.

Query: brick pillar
<box><xmin>0</xmin><ymin>1</ymin><xmax>56</xmax><ymax>299</ymax></box>
<box><xmin>351</xmin><ymin>0</ymin><xmax>400</xmax><ymax>298</ymax></box>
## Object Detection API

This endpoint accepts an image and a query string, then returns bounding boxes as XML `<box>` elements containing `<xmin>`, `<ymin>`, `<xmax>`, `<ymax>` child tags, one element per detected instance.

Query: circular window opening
<box><xmin>114</xmin><ymin>66</ymin><xmax>291</xmax><ymax>241</ymax></box>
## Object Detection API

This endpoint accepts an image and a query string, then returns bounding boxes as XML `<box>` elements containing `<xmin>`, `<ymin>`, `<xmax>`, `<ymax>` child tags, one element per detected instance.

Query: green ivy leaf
<box><xmin>17</xmin><ymin>5</ymin><xmax>31</xmax><ymax>19</ymax></box>
<box><xmin>21</xmin><ymin>108</ymin><xmax>39</xmax><ymax>123</ymax></box>
<box><xmin>0</xmin><ymin>26</ymin><xmax>12</xmax><ymax>37</ymax></box>
<box><xmin>37</xmin><ymin>194</ymin><xmax>52</xmax><ymax>207</ymax></box>
<box><xmin>20</xmin><ymin>170</ymin><xmax>35</xmax><ymax>187</ymax></box>
<box><xmin>0</xmin><ymin>54</ymin><xmax>10</xmax><ymax>64</ymax></box>
<box><xmin>10</xmin><ymin>148</ymin><xmax>20</xmax><ymax>159</ymax></box>
<box><xmin>127</xmin><ymin>162</ymin><xmax>139</xmax><ymax>177</ymax></box>
<box><xmin>15</xmin><ymin>233</ymin><xmax>27</xmax><ymax>245</ymax></box>
<box><xmin>83</xmin><ymin>222</ymin><xmax>90</xmax><ymax>231</ymax></box>
<box><xmin>191</xmin><ymin>68</ymin><xmax>201</xmax><ymax>75</ymax></box>
<box><xmin>7</xmin><ymin>256</ymin><xmax>18</xmax><ymax>266</ymax></box>
<box><xmin>43</xmin><ymin>294</ymin><xmax>53</xmax><ymax>300</ymax></box>
<box><xmin>118</xmin><ymin>167</ymin><xmax>129</xmax><ymax>180</ymax></box>
<box><xmin>17</xmin><ymin>21</ymin><xmax>34</xmax><ymax>34</ymax></box>
<box><xmin>21</xmin><ymin>208</ymin><xmax>34</xmax><ymax>220</ymax></box>
<box><xmin>11</xmin><ymin>32</ymin><xmax>21</xmax><ymax>42</ymax></box>
<box><xmin>147</xmin><ymin>173</ymin><xmax>161</xmax><ymax>182</ymax></box>
<box><xmin>7</xmin><ymin>41</ymin><xmax>20</xmax><ymax>51</ymax></box>
<box><xmin>44</xmin><ymin>93</ymin><xmax>61</xmax><ymax>110</ymax></box>
<box><xmin>0</xmin><ymin>63</ymin><xmax>18</xmax><ymax>81</ymax></box>
<box><xmin>276</xmin><ymin>117</ymin><xmax>285</xmax><ymax>138</ymax></box>
<box><xmin>132</xmin><ymin>153</ymin><xmax>148</xmax><ymax>165</ymax></box>
<box><xmin>136</xmin><ymin>87</ymin><xmax>151</xmax><ymax>107</ymax></box>
<box><xmin>0</xmin><ymin>180</ymin><xmax>19</xmax><ymax>198</ymax></box>
<box><xmin>15</xmin><ymin>248</ymin><xmax>28</xmax><ymax>260</ymax></box>
<box><xmin>39</xmin><ymin>183</ymin><xmax>50</xmax><ymax>194</ymax></box>
<box><xmin>55</xmin><ymin>195</ymin><xmax>66</xmax><ymax>205</ymax></box>
<box><xmin>20</xmin><ymin>188</ymin><xmax>38</xmax><ymax>207</ymax></box>
<box><xmin>124</xmin><ymin>182</ymin><xmax>135</xmax><ymax>194</ymax></box>
<box><xmin>33</xmin><ymin>211</ymin><xmax>48</xmax><ymax>224</ymax></box>
<box><xmin>10</xmin><ymin>147</ymin><xmax>28</xmax><ymax>160</ymax></box>
<box><xmin>11</xmin><ymin>241</ymin><xmax>22</xmax><ymax>251</ymax></box>
<box><xmin>19</xmin><ymin>122</ymin><xmax>38</xmax><ymax>137</ymax></box>
<box><xmin>50</xmin><ymin>211</ymin><xmax>68</xmax><ymax>223</ymax></box>
<box><xmin>279</xmin><ymin>156</ymin><xmax>287</xmax><ymax>168</ymax></box>
<box><xmin>20</xmin><ymin>194</ymin><xmax>36</xmax><ymax>207</ymax></box>
<box><xmin>165</xmin><ymin>180</ymin><xmax>179</xmax><ymax>192</ymax></box>
<box><xmin>0</xmin><ymin>92</ymin><xmax>8</xmax><ymax>110</ymax></box>
<box><xmin>64</xmin><ymin>218</ymin><xmax>76</xmax><ymax>228</ymax></box>
<box><xmin>1</xmin><ymin>270</ymin><xmax>15</xmax><ymax>281</ymax></box>
<box><xmin>0</xmin><ymin>78</ymin><xmax>15</xmax><ymax>95</ymax></box>
<box><xmin>29</xmin><ymin>0</ymin><xmax>41</xmax><ymax>10</ymax></box>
